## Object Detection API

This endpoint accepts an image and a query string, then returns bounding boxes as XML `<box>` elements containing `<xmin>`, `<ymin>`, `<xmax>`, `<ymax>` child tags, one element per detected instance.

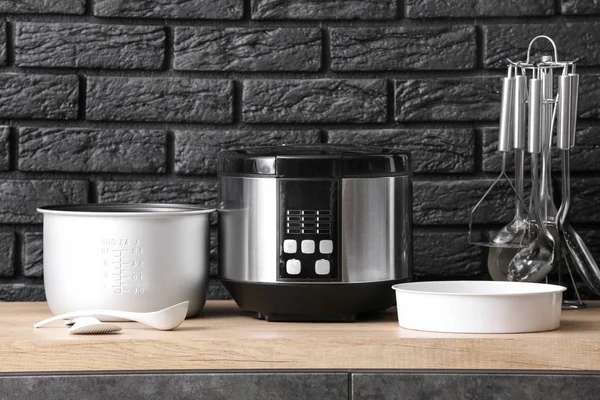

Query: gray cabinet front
<box><xmin>352</xmin><ymin>372</ymin><xmax>600</xmax><ymax>400</ymax></box>
<box><xmin>0</xmin><ymin>372</ymin><xmax>348</xmax><ymax>400</ymax></box>
<box><xmin>4</xmin><ymin>371</ymin><xmax>600</xmax><ymax>400</ymax></box>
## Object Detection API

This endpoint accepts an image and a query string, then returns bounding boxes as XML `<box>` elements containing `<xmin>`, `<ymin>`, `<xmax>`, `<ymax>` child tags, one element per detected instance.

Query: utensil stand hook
<box><xmin>526</xmin><ymin>36</ymin><xmax>559</xmax><ymax>65</ymax></box>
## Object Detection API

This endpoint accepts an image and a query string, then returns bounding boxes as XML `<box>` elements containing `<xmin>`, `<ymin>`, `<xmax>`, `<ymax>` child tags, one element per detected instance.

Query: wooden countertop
<box><xmin>2</xmin><ymin>300</ymin><xmax>600</xmax><ymax>373</ymax></box>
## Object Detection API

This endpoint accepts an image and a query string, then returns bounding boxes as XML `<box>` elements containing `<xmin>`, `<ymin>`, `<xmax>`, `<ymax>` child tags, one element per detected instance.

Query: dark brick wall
<box><xmin>0</xmin><ymin>0</ymin><xmax>598</xmax><ymax>301</ymax></box>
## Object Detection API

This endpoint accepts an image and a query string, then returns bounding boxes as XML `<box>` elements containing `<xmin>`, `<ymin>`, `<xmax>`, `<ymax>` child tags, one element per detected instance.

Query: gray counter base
<box><xmin>2</xmin><ymin>371</ymin><xmax>600</xmax><ymax>400</ymax></box>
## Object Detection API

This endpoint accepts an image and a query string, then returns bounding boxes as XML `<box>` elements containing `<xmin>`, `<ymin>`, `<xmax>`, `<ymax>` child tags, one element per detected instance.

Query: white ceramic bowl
<box><xmin>392</xmin><ymin>281</ymin><xmax>566</xmax><ymax>334</ymax></box>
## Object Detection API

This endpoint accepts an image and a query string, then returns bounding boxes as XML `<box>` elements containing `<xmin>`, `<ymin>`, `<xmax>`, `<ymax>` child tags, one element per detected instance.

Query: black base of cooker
<box><xmin>220</xmin><ymin>278</ymin><xmax>409</xmax><ymax>322</ymax></box>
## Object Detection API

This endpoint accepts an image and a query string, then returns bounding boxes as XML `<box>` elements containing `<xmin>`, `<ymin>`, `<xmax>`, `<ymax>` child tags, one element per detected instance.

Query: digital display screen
<box><xmin>285</xmin><ymin>210</ymin><xmax>331</xmax><ymax>235</ymax></box>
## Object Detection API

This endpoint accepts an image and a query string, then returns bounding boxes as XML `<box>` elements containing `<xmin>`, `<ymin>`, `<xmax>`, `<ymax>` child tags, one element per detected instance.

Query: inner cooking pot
<box><xmin>218</xmin><ymin>144</ymin><xmax>413</xmax><ymax>321</ymax></box>
<box><xmin>38</xmin><ymin>203</ymin><xmax>214</xmax><ymax>318</ymax></box>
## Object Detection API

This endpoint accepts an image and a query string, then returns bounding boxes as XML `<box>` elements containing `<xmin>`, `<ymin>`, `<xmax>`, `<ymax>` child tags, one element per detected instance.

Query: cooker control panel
<box><xmin>278</xmin><ymin>180</ymin><xmax>339</xmax><ymax>281</ymax></box>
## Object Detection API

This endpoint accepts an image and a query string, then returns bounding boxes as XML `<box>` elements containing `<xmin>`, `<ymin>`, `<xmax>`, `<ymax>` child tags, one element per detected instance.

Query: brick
<box><xmin>570</xmin><ymin>178</ymin><xmax>600</xmax><ymax>223</ymax></box>
<box><xmin>174</xmin><ymin>130</ymin><xmax>321</xmax><ymax>175</ymax></box>
<box><xmin>0</xmin><ymin>22</ymin><xmax>6</xmax><ymax>66</ymax></box>
<box><xmin>97</xmin><ymin>180</ymin><xmax>217</xmax><ymax>206</ymax></box>
<box><xmin>23</xmin><ymin>232</ymin><xmax>43</xmax><ymax>278</ymax></box>
<box><xmin>406</xmin><ymin>0</ymin><xmax>552</xmax><ymax>17</ymax></box>
<box><xmin>413</xmin><ymin>231</ymin><xmax>484</xmax><ymax>279</ymax></box>
<box><xmin>481</xmin><ymin>127</ymin><xmax>525</xmax><ymax>173</ymax></box>
<box><xmin>87</xmin><ymin>77</ymin><xmax>232</xmax><ymax>123</ymax></box>
<box><xmin>0</xmin><ymin>0</ymin><xmax>84</xmax><ymax>14</ymax></box>
<box><xmin>0</xmin><ymin>126</ymin><xmax>9</xmax><ymax>171</ymax></box>
<box><xmin>482</xmin><ymin>127</ymin><xmax>600</xmax><ymax>173</ymax></box>
<box><xmin>395</xmin><ymin>78</ymin><xmax>500</xmax><ymax>122</ymax></box>
<box><xmin>94</xmin><ymin>0</ymin><xmax>243</xmax><ymax>19</ymax></box>
<box><xmin>0</xmin><ymin>233</ymin><xmax>14</xmax><ymax>277</ymax></box>
<box><xmin>244</xmin><ymin>80</ymin><xmax>386</xmax><ymax>123</ymax></box>
<box><xmin>15</xmin><ymin>23</ymin><xmax>165</xmax><ymax>70</ymax></box>
<box><xmin>577</xmin><ymin>75</ymin><xmax>600</xmax><ymax>120</ymax></box>
<box><xmin>0</xmin><ymin>180</ymin><xmax>88</xmax><ymax>223</ymax></box>
<box><xmin>414</xmin><ymin>180</ymin><xmax>513</xmax><ymax>225</ymax></box>
<box><xmin>0</xmin><ymin>284</ymin><xmax>45</xmax><ymax>301</ymax></box>
<box><xmin>208</xmin><ymin>278</ymin><xmax>231</xmax><ymax>300</ymax></box>
<box><xmin>331</xmin><ymin>27</ymin><xmax>476</xmax><ymax>71</ymax></box>
<box><xmin>251</xmin><ymin>0</ymin><xmax>396</xmax><ymax>19</ymax></box>
<box><xmin>484</xmin><ymin>24</ymin><xmax>600</xmax><ymax>68</ymax></box>
<box><xmin>563</xmin><ymin>0</ymin><xmax>600</xmax><ymax>14</ymax></box>
<box><xmin>19</xmin><ymin>128</ymin><xmax>167</xmax><ymax>173</ymax></box>
<box><xmin>174</xmin><ymin>27</ymin><xmax>321</xmax><ymax>72</ymax></box>
<box><xmin>0</xmin><ymin>74</ymin><xmax>78</xmax><ymax>120</ymax></box>
<box><xmin>327</xmin><ymin>129</ymin><xmax>474</xmax><ymax>173</ymax></box>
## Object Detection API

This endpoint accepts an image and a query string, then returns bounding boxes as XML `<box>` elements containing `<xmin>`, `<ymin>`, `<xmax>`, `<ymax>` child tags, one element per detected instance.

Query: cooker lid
<box><xmin>217</xmin><ymin>145</ymin><xmax>411</xmax><ymax>178</ymax></box>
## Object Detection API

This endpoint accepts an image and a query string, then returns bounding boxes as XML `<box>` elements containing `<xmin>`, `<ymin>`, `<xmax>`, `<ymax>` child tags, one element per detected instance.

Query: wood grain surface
<box><xmin>1</xmin><ymin>301</ymin><xmax>600</xmax><ymax>372</ymax></box>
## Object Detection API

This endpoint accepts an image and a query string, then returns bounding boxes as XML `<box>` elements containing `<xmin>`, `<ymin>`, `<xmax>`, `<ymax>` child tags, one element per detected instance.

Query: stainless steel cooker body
<box><xmin>217</xmin><ymin>145</ymin><xmax>413</xmax><ymax>321</ymax></box>
<box><xmin>219</xmin><ymin>175</ymin><xmax>411</xmax><ymax>284</ymax></box>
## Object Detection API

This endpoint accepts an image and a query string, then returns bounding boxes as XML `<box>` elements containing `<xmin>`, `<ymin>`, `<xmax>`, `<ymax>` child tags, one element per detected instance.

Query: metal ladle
<box><xmin>555</xmin><ymin>66</ymin><xmax>600</xmax><ymax>295</ymax></box>
<box><xmin>526</xmin><ymin>38</ymin><xmax>560</xmax><ymax>228</ymax></box>
<box><xmin>508</xmin><ymin>74</ymin><xmax>555</xmax><ymax>282</ymax></box>
<box><xmin>539</xmin><ymin>56</ymin><xmax>558</xmax><ymax>228</ymax></box>
<box><xmin>556</xmin><ymin>65</ymin><xmax>586</xmax><ymax>307</ymax></box>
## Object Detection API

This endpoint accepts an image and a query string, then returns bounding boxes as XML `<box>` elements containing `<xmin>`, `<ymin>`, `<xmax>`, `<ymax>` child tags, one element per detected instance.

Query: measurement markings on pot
<box><xmin>100</xmin><ymin>238</ymin><xmax>145</xmax><ymax>295</ymax></box>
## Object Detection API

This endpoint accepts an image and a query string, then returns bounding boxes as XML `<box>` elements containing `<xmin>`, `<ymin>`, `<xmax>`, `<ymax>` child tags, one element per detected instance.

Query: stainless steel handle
<box><xmin>528</xmin><ymin>78</ymin><xmax>543</xmax><ymax>154</ymax></box>
<box><xmin>513</xmin><ymin>75</ymin><xmax>527</xmax><ymax>149</ymax></box>
<box><xmin>499</xmin><ymin>76</ymin><xmax>515</xmax><ymax>152</ymax></box>
<box><xmin>569</xmin><ymin>73</ymin><xmax>579</xmax><ymax>148</ymax></box>
<box><xmin>558</xmin><ymin>74</ymin><xmax>572</xmax><ymax>150</ymax></box>
<box><xmin>541</xmin><ymin>67</ymin><xmax>553</xmax><ymax>151</ymax></box>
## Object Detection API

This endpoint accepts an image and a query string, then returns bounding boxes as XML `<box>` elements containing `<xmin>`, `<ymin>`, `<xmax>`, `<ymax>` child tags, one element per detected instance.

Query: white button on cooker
<box><xmin>286</xmin><ymin>259</ymin><xmax>301</xmax><ymax>275</ymax></box>
<box><xmin>283</xmin><ymin>239</ymin><xmax>297</xmax><ymax>254</ymax></box>
<box><xmin>315</xmin><ymin>259</ymin><xmax>330</xmax><ymax>275</ymax></box>
<box><xmin>319</xmin><ymin>240</ymin><xmax>333</xmax><ymax>254</ymax></box>
<box><xmin>301</xmin><ymin>240</ymin><xmax>315</xmax><ymax>254</ymax></box>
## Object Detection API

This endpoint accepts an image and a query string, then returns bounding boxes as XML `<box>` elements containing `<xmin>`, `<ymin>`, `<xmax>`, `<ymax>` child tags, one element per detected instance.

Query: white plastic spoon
<box><xmin>34</xmin><ymin>301</ymin><xmax>189</xmax><ymax>331</ymax></box>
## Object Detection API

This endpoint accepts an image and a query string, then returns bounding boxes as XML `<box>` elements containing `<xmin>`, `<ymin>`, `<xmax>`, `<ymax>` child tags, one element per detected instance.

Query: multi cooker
<box><xmin>218</xmin><ymin>145</ymin><xmax>413</xmax><ymax>321</ymax></box>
